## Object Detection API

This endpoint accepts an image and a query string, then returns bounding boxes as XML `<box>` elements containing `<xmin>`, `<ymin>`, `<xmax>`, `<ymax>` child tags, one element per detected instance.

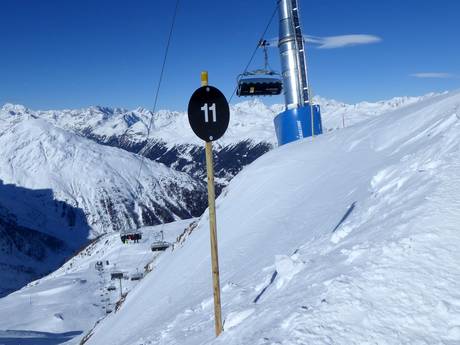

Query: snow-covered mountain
<box><xmin>0</xmin><ymin>110</ymin><xmax>207</xmax><ymax>295</ymax></box>
<box><xmin>0</xmin><ymin>90</ymin><xmax>458</xmax><ymax>344</ymax></box>
<box><xmin>0</xmin><ymin>112</ymin><xmax>206</xmax><ymax>236</ymax></box>
<box><xmin>6</xmin><ymin>93</ymin><xmax>438</xmax><ymax>146</ymax></box>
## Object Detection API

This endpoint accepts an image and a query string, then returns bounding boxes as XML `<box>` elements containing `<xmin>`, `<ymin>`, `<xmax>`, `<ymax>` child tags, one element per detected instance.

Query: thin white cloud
<box><xmin>266</xmin><ymin>34</ymin><xmax>382</xmax><ymax>49</ymax></box>
<box><xmin>305</xmin><ymin>34</ymin><xmax>382</xmax><ymax>49</ymax></box>
<box><xmin>410</xmin><ymin>72</ymin><xmax>454</xmax><ymax>79</ymax></box>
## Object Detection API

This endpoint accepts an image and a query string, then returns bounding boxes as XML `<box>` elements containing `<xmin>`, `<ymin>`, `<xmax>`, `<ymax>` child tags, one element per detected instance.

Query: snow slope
<box><xmin>0</xmin><ymin>220</ymin><xmax>196</xmax><ymax>345</ymax></box>
<box><xmin>82</xmin><ymin>90</ymin><xmax>460</xmax><ymax>345</ymax></box>
<box><xmin>316</xmin><ymin>93</ymin><xmax>442</xmax><ymax>131</ymax></box>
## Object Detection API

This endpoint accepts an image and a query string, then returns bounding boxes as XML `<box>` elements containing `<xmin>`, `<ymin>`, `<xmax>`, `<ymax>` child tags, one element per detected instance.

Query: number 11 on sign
<box><xmin>201</xmin><ymin>103</ymin><xmax>217</xmax><ymax>123</ymax></box>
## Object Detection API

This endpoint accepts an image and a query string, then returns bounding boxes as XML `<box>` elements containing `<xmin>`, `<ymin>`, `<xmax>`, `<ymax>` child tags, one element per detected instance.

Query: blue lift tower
<box><xmin>236</xmin><ymin>0</ymin><xmax>322</xmax><ymax>146</ymax></box>
<box><xmin>275</xmin><ymin>0</ymin><xmax>323</xmax><ymax>145</ymax></box>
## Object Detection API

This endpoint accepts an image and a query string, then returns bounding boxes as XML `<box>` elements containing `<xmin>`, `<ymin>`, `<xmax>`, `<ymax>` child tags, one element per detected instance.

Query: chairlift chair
<box><xmin>237</xmin><ymin>39</ymin><xmax>283</xmax><ymax>97</ymax></box>
<box><xmin>130</xmin><ymin>272</ymin><xmax>143</xmax><ymax>281</ymax></box>
<box><xmin>237</xmin><ymin>72</ymin><xmax>283</xmax><ymax>97</ymax></box>
<box><xmin>150</xmin><ymin>230</ymin><xmax>170</xmax><ymax>252</ymax></box>
<box><xmin>151</xmin><ymin>241</ymin><xmax>170</xmax><ymax>252</ymax></box>
<box><xmin>110</xmin><ymin>271</ymin><xmax>124</xmax><ymax>280</ymax></box>
<box><xmin>120</xmin><ymin>228</ymin><xmax>142</xmax><ymax>243</ymax></box>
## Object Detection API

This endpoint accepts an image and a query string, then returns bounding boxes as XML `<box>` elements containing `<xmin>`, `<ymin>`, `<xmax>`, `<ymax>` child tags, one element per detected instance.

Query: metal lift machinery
<box><xmin>275</xmin><ymin>0</ymin><xmax>323</xmax><ymax>145</ymax></box>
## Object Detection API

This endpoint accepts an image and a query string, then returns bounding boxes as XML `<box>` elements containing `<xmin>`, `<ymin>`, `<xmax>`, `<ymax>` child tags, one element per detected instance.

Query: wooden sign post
<box><xmin>202</xmin><ymin>72</ymin><xmax>223</xmax><ymax>337</ymax></box>
<box><xmin>187</xmin><ymin>71</ymin><xmax>229</xmax><ymax>336</ymax></box>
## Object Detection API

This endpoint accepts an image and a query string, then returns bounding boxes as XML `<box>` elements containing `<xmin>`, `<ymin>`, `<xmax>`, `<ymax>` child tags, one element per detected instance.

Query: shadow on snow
<box><xmin>0</xmin><ymin>330</ymin><xmax>83</xmax><ymax>345</ymax></box>
<box><xmin>0</xmin><ymin>180</ymin><xmax>91</xmax><ymax>297</ymax></box>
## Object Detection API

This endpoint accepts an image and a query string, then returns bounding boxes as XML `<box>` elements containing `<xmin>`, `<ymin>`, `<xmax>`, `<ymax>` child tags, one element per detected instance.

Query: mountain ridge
<box><xmin>1</xmin><ymin>93</ymin><xmax>440</xmax><ymax>189</ymax></box>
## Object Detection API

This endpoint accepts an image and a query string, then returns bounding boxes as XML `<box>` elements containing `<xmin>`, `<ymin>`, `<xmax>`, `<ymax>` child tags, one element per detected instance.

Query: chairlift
<box><xmin>120</xmin><ymin>228</ymin><xmax>142</xmax><ymax>244</ymax></box>
<box><xmin>130</xmin><ymin>270</ymin><xmax>143</xmax><ymax>281</ymax></box>
<box><xmin>107</xmin><ymin>285</ymin><xmax>116</xmax><ymax>291</ymax></box>
<box><xmin>110</xmin><ymin>271</ymin><xmax>124</xmax><ymax>280</ymax></box>
<box><xmin>237</xmin><ymin>40</ymin><xmax>283</xmax><ymax>97</ymax></box>
<box><xmin>150</xmin><ymin>230</ymin><xmax>170</xmax><ymax>252</ymax></box>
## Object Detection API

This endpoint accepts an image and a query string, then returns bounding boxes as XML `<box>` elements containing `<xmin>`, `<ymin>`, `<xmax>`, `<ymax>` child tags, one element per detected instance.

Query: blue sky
<box><xmin>0</xmin><ymin>0</ymin><xmax>458</xmax><ymax>110</ymax></box>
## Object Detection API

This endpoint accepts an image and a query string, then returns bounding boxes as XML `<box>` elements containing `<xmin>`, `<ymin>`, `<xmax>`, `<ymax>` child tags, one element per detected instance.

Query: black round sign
<box><xmin>188</xmin><ymin>85</ymin><xmax>230</xmax><ymax>142</ymax></box>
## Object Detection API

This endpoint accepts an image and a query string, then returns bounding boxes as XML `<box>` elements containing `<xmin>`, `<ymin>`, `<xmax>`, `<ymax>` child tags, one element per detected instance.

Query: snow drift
<box><xmin>83</xmin><ymin>91</ymin><xmax>460</xmax><ymax>345</ymax></box>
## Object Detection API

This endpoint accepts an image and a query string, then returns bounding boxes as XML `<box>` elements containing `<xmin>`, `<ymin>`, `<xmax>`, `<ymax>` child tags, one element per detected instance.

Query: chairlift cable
<box><xmin>135</xmin><ymin>0</ymin><xmax>181</xmax><ymax>187</ymax></box>
<box><xmin>113</xmin><ymin>1</ymin><xmax>180</xmax><ymax>270</ymax></box>
<box><xmin>228</xmin><ymin>1</ymin><xmax>280</xmax><ymax>103</ymax></box>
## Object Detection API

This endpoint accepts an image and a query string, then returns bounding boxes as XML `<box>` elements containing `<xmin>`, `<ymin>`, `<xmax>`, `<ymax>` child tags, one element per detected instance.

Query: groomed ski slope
<box><xmin>86</xmin><ymin>91</ymin><xmax>459</xmax><ymax>344</ymax></box>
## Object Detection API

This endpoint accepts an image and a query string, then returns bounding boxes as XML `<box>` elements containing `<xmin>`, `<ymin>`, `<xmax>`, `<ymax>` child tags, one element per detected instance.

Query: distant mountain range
<box><xmin>2</xmin><ymin>93</ymin><xmax>439</xmax><ymax>186</ymax></box>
